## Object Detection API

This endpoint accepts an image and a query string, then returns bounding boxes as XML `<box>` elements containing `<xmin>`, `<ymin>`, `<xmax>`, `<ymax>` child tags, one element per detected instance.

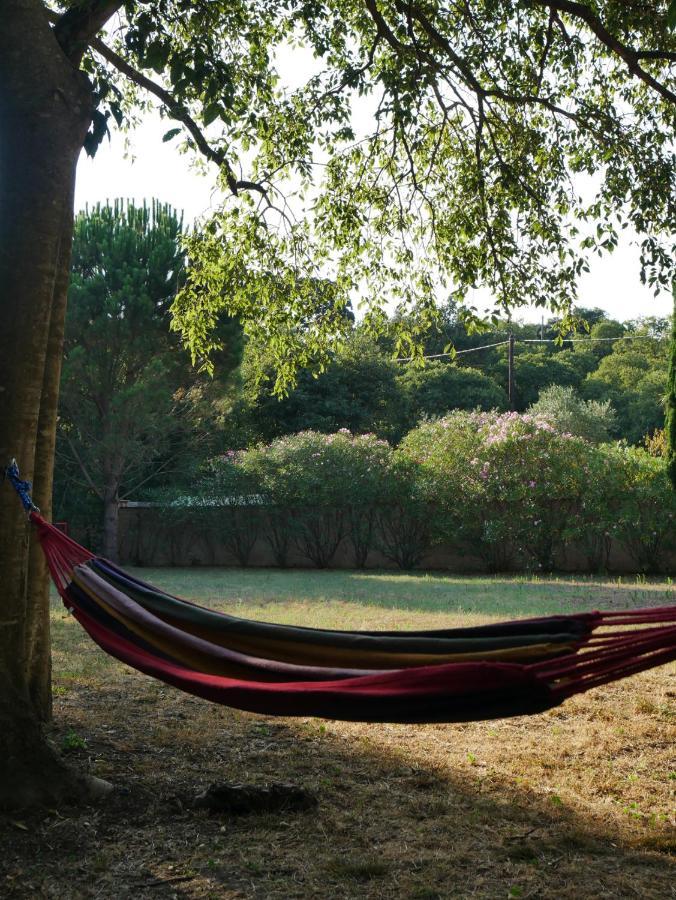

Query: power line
<box><xmin>521</xmin><ymin>335</ymin><xmax>666</xmax><ymax>344</ymax></box>
<box><xmin>395</xmin><ymin>333</ymin><xmax>666</xmax><ymax>362</ymax></box>
<box><xmin>395</xmin><ymin>340</ymin><xmax>509</xmax><ymax>362</ymax></box>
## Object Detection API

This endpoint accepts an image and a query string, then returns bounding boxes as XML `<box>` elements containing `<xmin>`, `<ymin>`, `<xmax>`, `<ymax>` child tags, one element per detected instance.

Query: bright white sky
<box><xmin>74</xmin><ymin>111</ymin><xmax>673</xmax><ymax>326</ymax></box>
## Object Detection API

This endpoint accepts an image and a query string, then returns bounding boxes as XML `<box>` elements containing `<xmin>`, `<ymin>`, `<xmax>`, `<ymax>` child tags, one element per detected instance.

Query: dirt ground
<box><xmin>1</xmin><ymin>588</ymin><xmax>674</xmax><ymax>899</ymax></box>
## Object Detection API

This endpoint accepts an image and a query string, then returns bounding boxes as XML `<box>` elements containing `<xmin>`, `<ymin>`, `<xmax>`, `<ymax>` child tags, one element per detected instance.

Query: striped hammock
<box><xmin>29</xmin><ymin>513</ymin><xmax>676</xmax><ymax>724</ymax></box>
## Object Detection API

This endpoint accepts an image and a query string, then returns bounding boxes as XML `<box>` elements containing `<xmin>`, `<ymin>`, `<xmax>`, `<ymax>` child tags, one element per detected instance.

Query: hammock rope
<box><xmin>5</xmin><ymin>461</ymin><xmax>676</xmax><ymax>724</ymax></box>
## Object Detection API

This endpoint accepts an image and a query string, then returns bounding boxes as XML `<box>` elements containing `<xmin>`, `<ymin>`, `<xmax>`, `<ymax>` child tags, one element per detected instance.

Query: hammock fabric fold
<box><xmin>31</xmin><ymin>513</ymin><xmax>676</xmax><ymax>724</ymax></box>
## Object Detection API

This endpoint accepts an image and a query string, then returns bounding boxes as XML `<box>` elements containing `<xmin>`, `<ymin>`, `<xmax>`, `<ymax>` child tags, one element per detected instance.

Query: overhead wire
<box><xmin>395</xmin><ymin>333</ymin><xmax>666</xmax><ymax>362</ymax></box>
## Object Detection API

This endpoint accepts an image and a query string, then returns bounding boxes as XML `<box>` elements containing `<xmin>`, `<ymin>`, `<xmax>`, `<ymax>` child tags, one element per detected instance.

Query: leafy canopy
<box><xmin>56</xmin><ymin>0</ymin><xmax>675</xmax><ymax>388</ymax></box>
<box><xmin>581</xmin><ymin>326</ymin><xmax>670</xmax><ymax>443</ymax></box>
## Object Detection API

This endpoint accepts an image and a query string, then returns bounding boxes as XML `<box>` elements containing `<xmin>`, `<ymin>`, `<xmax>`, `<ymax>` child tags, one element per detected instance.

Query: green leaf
<box><xmin>162</xmin><ymin>127</ymin><xmax>182</xmax><ymax>143</ymax></box>
<box><xmin>203</xmin><ymin>104</ymin><xmax>221</xmax><ymax>127</ymax></box>
<box><xmin>668</xmin><ymin>0</ymin><xmax>676</xmax><ymax>29</ymax></box>
<box><xmin>144</xmin><ymin>40</ymin><xmax>171</xmax><ymax>74</ymax></box>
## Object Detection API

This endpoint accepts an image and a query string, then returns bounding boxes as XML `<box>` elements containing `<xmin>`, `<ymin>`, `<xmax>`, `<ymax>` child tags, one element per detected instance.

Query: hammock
<box><xmin>6</xmin><ymin>464</ymin><xmax>676</xmax><ymax>724</ymax></box>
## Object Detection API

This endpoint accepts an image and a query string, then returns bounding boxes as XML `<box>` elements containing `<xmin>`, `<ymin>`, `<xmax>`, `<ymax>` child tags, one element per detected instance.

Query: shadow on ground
<box><xmin>1</xmin><ymin>672</ymin><xmax>673</xmax><ymax>899</ymax></box>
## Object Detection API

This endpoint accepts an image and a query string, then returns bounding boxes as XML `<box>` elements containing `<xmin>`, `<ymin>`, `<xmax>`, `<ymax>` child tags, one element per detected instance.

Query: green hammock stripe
<box><xmin>76</xmin><ymin>568</ymin><xmax>575</xmax><ymax>670</ymax></box>
<box><xmin>92</xmin><ymin>559</ymin><xmax>584</xmax><ymax>650</ymax></box>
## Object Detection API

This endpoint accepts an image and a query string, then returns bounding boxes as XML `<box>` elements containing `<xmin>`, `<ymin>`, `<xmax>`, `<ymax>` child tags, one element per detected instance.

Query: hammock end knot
<box><xmin>3</xmin><ymin>459</ymin><xmax>40</xmax><ymax>516</ymax></box>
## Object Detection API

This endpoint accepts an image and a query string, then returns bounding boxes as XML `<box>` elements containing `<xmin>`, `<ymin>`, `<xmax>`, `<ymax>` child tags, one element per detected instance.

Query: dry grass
<box><xmin>2</xmin><ymin>570</ymin><xmax>674</xmax><ymax>899</ymax></box>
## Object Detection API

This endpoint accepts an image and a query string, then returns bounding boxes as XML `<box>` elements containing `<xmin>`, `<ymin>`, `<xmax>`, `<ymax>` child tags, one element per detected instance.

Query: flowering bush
<box><xmin>402</xmin><ymin>411</ymin><xmax>594</xmax><ymax>570</ymax></box>
<box><xmin>479</xmin><ymin>414</ymin><xmax>592</xmax><ymax>570</ymax></box>
<box><xmin>156</xmin><ymin>415</ymin><xmax>675</xmax><ymax>573</ymax></box>
<box><xmin>241</xmin><ymin>430</ymin><xmax>393</xmax><ymax>567</ymax></box>
<box><xmin>399</xmin><ymin>411</ymin><xmax>487</xmax><ymax>559</ymax></box>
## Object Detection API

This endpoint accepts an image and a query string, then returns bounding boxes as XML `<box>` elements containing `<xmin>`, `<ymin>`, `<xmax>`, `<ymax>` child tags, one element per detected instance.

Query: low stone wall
<box><xmin>117</xmin><ymin>505</ymin><xmax>676</xmax><ymax>574</ymax></box>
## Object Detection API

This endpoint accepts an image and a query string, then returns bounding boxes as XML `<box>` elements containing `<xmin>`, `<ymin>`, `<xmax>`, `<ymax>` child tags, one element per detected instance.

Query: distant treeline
<box><xmin>221</xmin><ymin>305</ymin><xmax>669</xmax><ymax>449</ymax></box>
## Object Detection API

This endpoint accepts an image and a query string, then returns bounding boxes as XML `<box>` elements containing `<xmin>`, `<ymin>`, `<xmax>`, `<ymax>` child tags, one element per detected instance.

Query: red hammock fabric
<box><xmin>33</xmin><ymin>513</ymin><xmax>676</xmax><ymax>723</ymax></box>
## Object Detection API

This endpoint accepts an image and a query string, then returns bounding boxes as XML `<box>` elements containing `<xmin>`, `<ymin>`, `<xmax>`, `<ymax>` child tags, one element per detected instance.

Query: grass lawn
<box><xmin>4</xmin><ymin>569</ymin><xmax>675</xmax><ymax>899</ymax></box>
<box><xmin>115</xmin><ymin>565</ymin><xmax>675</xmax><ymax>620</ymax></box>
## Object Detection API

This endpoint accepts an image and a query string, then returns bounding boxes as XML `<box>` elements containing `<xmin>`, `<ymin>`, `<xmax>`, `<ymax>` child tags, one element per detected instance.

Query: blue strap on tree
<box><xmin>3</xmin><ymin>459</ymin><xmax>39</xmax><ymax>513</ymax></box>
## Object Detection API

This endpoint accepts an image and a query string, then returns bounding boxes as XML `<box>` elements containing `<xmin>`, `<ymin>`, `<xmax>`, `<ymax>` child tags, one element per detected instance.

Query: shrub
<box><xmin>400</xmin><ymin>411</ymin><xmax>486</xmax><ymax>559</ymax></box>
<box><xmin>613</xmin><ymin>447</ymin><xmax>676</xmax><ymax>573</ymax></box>
<box><xmin>374</xmin><ymin>454</ymin><xmax>434</xmax><ymax>569</ymax></box>
<box><xmin>643</xmin><ymin>428</ymin><xmax>667</xmax><ymax>458</ymax></box>
<box><xmin>561</xmin><ymin>443</ymin><xmax>626</xmax><ymax>572</ymax></box>
<box><xmin>402</xmin><ymin>411</ymin><xmax>593</xmax><ymax>571</ymax></box>
<box><xmin>150</xmin><ymin>489</ymin><xmax>205</xmax><ymax>564</ymax></box>
<box><xmin>480</xmin><ymin>414</ymin><xmax>593</xmax><ymax>571</ymax></box>
<box><xmin>396</xmin><ymin>362</ymin><xmax>508</xmax><ymax>436</ymax></box>
<box><xmin>528</xmin><ymin>384</ymin><xmax>617</xmax><ymax>443</ymax></box>
<box><xmin>339</xmin><ymin>434</ymin><xmax>395</xmax><ymax>567</ymax></box>
<box><xmin>151</xmin><ymin>416</ymin><xmax>676</xmax><ymax>575</ymax></box>
<box><xmin>242</xmin><ymin>430</ymin><xmax>393</xmax><ymax>567</ymax></box>
<box><xmin>183</xmin><ymin>456</ymin><xmax>263</xmax><ymax>565</ymax></box>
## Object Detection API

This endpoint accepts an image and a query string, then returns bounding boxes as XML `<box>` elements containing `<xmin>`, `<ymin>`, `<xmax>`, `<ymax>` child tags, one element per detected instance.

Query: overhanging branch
<box><xmin>367</xmin><ymin>0</ymin><xmax>676</xmax><ymax>107</ymax></box>
<box><xmin>528</xmin><ymin>0</ymin><xmax>676</xmax><ymax>105</ymax></box>
<box><xmin>88</xmin><ymin>35</ymin><xmax>272</xmax><ymax>199</ymax></box>
<box><xmin>45</xmin><ymin>7</ymin><xmax>271</xmax><ymax>199</ymax></box>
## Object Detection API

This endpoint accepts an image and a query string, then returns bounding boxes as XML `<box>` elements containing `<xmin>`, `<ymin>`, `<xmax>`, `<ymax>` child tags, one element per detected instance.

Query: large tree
<box><xmin>57</xmin><ymin>200</ymin><xmax>196</xmax><ymax>560</ymax></box>
<box><xmin>0</xmin><ymin>1</ymin><xmax>674</xmax><ymax>808</ymax></box>
<box><xmin>224</xmin><ymin>334</ymin><xmax>405</xmax><ymax>446</ymax></box>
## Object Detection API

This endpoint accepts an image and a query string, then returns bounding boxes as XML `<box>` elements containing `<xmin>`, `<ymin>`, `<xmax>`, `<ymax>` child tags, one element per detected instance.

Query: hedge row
<box><xmin>153</xmin><ymin>415</ymin><xmax>676</xmax><ymax>572</ymax></box>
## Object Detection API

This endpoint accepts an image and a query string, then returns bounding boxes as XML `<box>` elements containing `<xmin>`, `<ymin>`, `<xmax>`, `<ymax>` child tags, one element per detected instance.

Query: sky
<box><xmin>74</xmin><ymin>111</ymin><xmax>673</xmax><ymax>326</ymax></box>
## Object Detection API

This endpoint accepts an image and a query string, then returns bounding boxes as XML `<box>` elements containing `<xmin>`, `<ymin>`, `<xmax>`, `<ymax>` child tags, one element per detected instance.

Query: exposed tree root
<box><xmin>0</xmin><ymin>707</ymin><xmax>112</xmax><ymax>810</ymax></box>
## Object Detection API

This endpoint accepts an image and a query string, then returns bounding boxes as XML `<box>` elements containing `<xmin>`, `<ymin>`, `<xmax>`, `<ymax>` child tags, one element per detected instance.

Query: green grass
<box><xmin>68</xmin><ymin>566</ymin><xmax>675</xmax><ymax>618</ymax></box>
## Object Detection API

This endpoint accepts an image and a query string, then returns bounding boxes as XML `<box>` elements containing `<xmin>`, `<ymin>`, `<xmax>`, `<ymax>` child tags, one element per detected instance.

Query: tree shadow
<box><xmin>2</xmin><ymin>674</ymin><xmax>673</xmax><ymax>899</ymax></box>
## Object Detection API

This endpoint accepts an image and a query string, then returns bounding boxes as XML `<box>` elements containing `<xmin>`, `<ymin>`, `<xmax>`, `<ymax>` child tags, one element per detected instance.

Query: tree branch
<box><xmin>634</xmin><ymin>49</ymin><xmax>676</xmax><ymax>62</ymax></box>
<box><xmin>369</xmin><ymin>0</ymin><xmax>676</xmax><ymax>109</ymax></box>
<box><xmin>64</xmin><ymin>435</ymin><xmax>104</xmax><ymax>500</ymax></box>
<box><xmin>45</xmin><ymin>7</ymin><xmax>272</xmax><ymax>199</ymax></box>
<box><xmin>528</xmin><ymin>0</ymin><xmax>676</xmax><ymax>105</ymax></box>
<box><xmin>88</xmin><ymin>34</ymin><xmax>274</xmax><ymax>199</ymax></box>
<box><xmin>53</xmin><ymin>0</ymin><xmax>124</xmax><ymax>64</ymax></box>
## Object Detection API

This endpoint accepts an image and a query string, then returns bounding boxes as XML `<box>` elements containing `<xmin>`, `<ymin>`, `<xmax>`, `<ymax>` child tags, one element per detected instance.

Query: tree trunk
<box><xmin>667</xmin><ymin>283</ymin><xmax>676</xmax><ymax>490</ymax></box>
<box><xmin>102</xmin><ymin>488</ymin><xmax>120</xmax><ymax>562</ymax></box>
<box><xmin>0</xmin><ymin>0</ymin><xmax>108</xmax><ymax>807</ymax></box>
<box><xmin>24</xmin><ymin>184</ymin><xmax>77</xmax><ymax>723</ymax></box>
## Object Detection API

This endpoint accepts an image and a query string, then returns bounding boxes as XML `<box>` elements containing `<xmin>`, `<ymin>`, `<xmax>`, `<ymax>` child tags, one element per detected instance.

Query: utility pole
<box><xmin>508</xmin><ymin>332</ymin><xmax>515</xmax><ymax>410</ymax></box>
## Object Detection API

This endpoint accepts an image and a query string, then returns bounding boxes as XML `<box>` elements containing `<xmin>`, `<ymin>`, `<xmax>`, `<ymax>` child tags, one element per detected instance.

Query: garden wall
<box><xmin>117</xmin><ymin>503</ymin><xmax>675</xmax><ymax>574</ymax></box>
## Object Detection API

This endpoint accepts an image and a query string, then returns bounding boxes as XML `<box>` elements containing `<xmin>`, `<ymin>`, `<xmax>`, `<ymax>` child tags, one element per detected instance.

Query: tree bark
<box><xmin>667</xmin><ymin>283</ymin><xmax>676</xmax><ymax>490</ymax></box>
<box><xmin>0</xmin><ymin>0</ymin><xmax>107</xmax><ymax>807</ymax></box>
<box><xmin>24</xmin><ymin>185</ymin><xmax>78</xmax><ymax>723</ymax></box>
<box><xmin>102</xmin><ymin>488</ymin><xmax>120</xmax><ymax>562</ymax></box>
